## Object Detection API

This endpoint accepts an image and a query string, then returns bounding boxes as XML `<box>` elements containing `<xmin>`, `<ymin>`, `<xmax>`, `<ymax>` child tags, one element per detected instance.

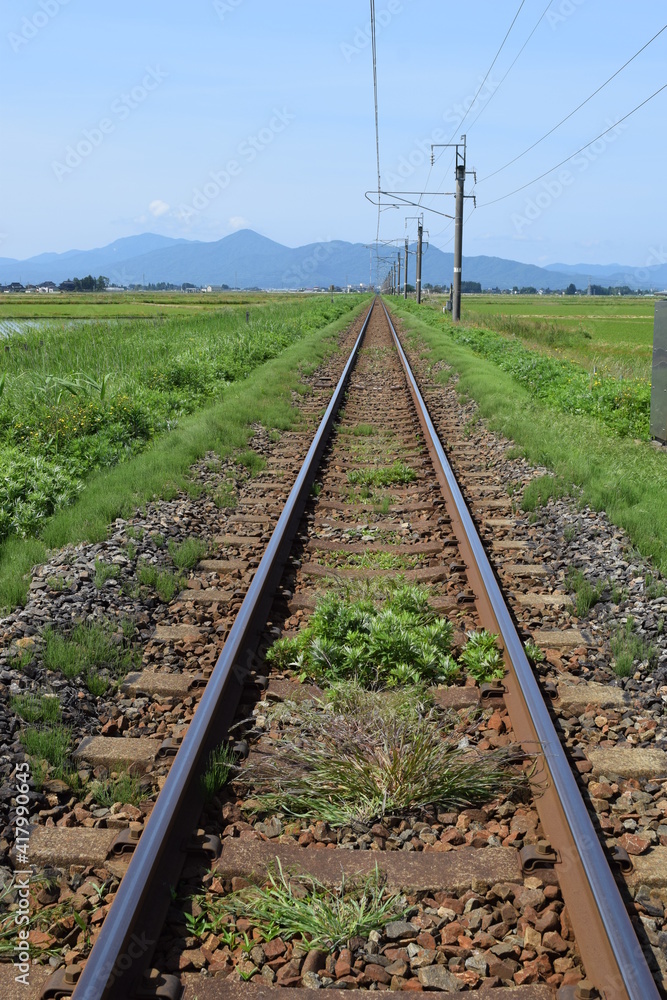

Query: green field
<box><xmin>389</xmin><ymin>297</ymin><xmax>667</xmax><ymax>575</ymax></box>
<box><xmin>460</xmin><ymin>293</ymin><xmax>654</xmax><ymax>379</ymax></box>
<box><xmin>402</xmin><ymin>296</ymin><xmax>654</xmax><ymax>440</ymax></box>
<box><xmin>0</xmin><ymin>295</ymin><xmax>366</xmax><ymax>605</ymax></box>
<box><xmin>0</xmin><ymin>290</ymin><xmax>288</xmax><ymax>320</ymax></box>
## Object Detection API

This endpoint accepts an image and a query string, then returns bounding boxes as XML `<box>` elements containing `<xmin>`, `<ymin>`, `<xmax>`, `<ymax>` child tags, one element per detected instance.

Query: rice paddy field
<box><xmin>462</xmin><ymin>293</ymin><xmax>655</xmax><ymax>379</ymax></box>
<box><xmin>0</xmin><ymin>290</ymin><xmax>276</xmax><ymax>320</ymax></box>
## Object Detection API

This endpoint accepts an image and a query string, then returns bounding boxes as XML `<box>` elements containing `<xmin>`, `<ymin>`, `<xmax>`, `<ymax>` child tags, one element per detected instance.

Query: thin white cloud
<box><xmin>149</xmin><ymin>199</ymin><xmax>170</xmax><ymax>218</ymax></box>
<box><xmin>229</xmin><ymin>215</ymin><xmax>249</xmax><ymax>230</ymax></box>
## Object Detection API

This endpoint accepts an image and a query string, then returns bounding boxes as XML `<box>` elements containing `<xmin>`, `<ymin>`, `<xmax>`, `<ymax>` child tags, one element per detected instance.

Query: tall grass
<box><xmin>0</xmin><ymin>298</ymin><xmax>370</xmax><ymax>610</ymax></box>
<box><xmin>390</xmin><ymin>301</ymin><xmax>667</xmax><ymax>576</ymax></box>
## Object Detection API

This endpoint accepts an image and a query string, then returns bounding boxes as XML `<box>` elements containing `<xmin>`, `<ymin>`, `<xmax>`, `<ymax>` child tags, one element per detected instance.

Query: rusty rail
<box><xmin>67</xmin><ymin>302</ymin><xmax>375</xmax><ymax>1000</ymax></box>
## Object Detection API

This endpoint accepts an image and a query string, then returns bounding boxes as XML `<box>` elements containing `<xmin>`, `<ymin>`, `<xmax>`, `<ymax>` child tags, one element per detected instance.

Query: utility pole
<box><xmin>416</xmin><ymin>218</ymin><xmax>423</xmax><ymax>304</ymax></box>
<box><xmin>404</xmin><ymin>238</ymin><xmax>409</xmax><ymax>299</ymax></box>
<box><xmin>452</xmin><ymin>137</ymin><xmax>466</xmax><ymax>323</ymax></box>
<box><xmin>431</xmin><ymin>135</ymin><xmax>476</xmax><ymax>322</ymax></box>
<box><xmin>396</xmin><ymin>253</ymin><xmax>401</xmax><ymax>296</ymax></box>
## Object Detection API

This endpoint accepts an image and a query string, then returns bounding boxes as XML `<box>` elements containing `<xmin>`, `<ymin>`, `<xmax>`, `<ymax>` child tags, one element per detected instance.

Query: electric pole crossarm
<box><xmin>365</xmin><ymin>191</ymin><xmax>455</xmax><ymax>219</ymax></box>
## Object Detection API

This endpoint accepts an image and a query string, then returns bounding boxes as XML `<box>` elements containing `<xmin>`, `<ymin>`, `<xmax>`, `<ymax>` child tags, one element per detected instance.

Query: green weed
<box><xmin>610</xmin><ymin>616</ymin><xmax>657</xmax><ymax>677</ymax></box>
<box><xmin>266</xmin><ymin>585</ymin><xmax>458</xmax><ymax>688</ymax></box>
<box><xmin>137</xmin><ymin>564</ymin><xmax>184</xmax><ymax>603</ymax></box>
<box><xmin>348</xmin><ymin>461</ymin><xmax>416</xmax><ymax>489</ymax></box>
<box><xmin>523</xmin><ymin>640</ymin><xmax>545</xmax><ymax>665</ymax></box>
<box><xmin>521</xmin><ymin>475</ymin><xmax>572</xmax><ymax>512</ymax></box>
<box><xmin>192</xmin><ymin>862</ymin><xmax>406</xmax><ymax>951</ymax></box>
<box><xmin>94</xmin><ymin>560</ymin><xmax>120</xmax><ymax>588</ymax></box>
<box><xmin>21</xmin><ymin>725</ymin><xmax>71</xmax><ymax>769</ymax></box>
<box><xmin>373</xmin><ymin>496</ymin><xmax>392</xmax><ymax>515</ymax></box>
<box><xmin>565</xmin><ymin>567</ymin><xmax>603</xmax><ymax>616</ymax></box>
<box><xmin>200</xmin><ymin>744</ymin><xmax>236</xmax><ymax>803</ymax></box>
<box><xmin>168</xmin><ymin>537</ymin><xmax>207</xmax><ymax>572</ymax></box>
<box><xmin>10</xmin><ymin>693</ymin><xmax>61</xmax><ymax>725</ymax></box>
<box><xmin>43</xmin><ymin>620</ymin><xmax>138</xmax><ymax>682</ymax></box>
<box><xmin>235</xmin><ymin>450</ymin><xmax>266</xmax><ymax>476</ymax></box>
<box><xmin>243</xmin><ymin>688</ymin><xmax>521</xmax><ymax>825</ymax></box>
<box><xmin>89</xmin><ymin>771</ymin><xmax>143</xmax><ymax>807</ymax></box>
<box><xmin>459</xmin><ymin>630</ymin><xmax>505</xmax><ymax>682</ymax></box>
<box><xmin>6</xmin><ymin>647</ymin><xmax>35</xmax><ymax>672</ymax></box>
<box><xmin>644</xmin><ymin>573</ymin><xmax>667</xmax><ymax>600</ymax></box>
<box><xmin>214</xmin><ymin>479</ymin><xmax>238</xmax><ymax>510</ymax></box>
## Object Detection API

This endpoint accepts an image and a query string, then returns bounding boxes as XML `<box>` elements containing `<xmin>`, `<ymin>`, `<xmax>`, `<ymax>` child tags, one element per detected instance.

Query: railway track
<box><xmin>5</xmin><ymin>299</ymin><xmax>665</xmax><ymax>999</ymax></box>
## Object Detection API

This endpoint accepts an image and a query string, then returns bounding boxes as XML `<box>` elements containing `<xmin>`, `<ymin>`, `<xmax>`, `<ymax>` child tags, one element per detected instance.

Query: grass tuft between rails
<box><xmin>239</xmin><ymin>683</ymin><xmax>523</xmax><ymax>826</ymax></box>
<box><xmin>190</xmin><ymin>862</ymin><xmax>407</xmax><ymax>952</ymax></box>
<box><xmin>388</xmin><ymin>301</ymin><xmax>667</xmax><ymax>576</ymax></box>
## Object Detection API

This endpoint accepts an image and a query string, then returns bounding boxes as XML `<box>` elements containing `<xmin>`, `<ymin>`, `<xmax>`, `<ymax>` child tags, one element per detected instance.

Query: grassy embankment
<box><xmin>0</xmin><ymin>295</ymin><xmax>371</xmax><ymax>610</ymax></box>
<box><xmin>387</xmin><ymin>297</ymin><xmax>667</xmax><ymax>575</ymax></box>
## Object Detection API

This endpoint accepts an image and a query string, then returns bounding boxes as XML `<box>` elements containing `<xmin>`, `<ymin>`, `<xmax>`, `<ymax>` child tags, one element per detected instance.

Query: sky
<box><xmin>1</xmin><ymin>0</ymin><xmax>665</xmax><ymax>269</ymax></box>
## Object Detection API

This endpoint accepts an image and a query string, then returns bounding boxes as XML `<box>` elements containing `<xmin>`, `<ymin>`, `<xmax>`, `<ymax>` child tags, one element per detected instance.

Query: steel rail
<box><xmin>69</xmin><ymin>301</ymin><xmax>375</xmax><ymax>1000</ymax></box>
<box><xmin>382</xmin><ymin>298</ymin><xmax>659</xmax><ymax>1000</ymax></box>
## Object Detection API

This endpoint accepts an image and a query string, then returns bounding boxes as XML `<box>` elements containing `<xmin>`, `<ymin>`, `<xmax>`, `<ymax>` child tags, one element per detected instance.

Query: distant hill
<box><xmin>544</xmin><ymin>260</ymin><xmax>667</xmax><ymax>289</ymax></box>
<box><xmin>1</xmin><ymin>230</ymin><xmax>663</xmax><ymax>291</ymax></box>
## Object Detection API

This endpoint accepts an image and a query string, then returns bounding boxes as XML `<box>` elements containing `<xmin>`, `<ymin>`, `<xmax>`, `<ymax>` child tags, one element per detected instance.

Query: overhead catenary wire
<box><xmin>370</xmin><ymin>0</ymin><xmax>382</xmax><ymax>257</ymax></box>
<box><xmin>465</xmin><ymin>0</ymin><xmax>553</xmax><ymax>135</ymax></box>
<box><xmin>478</xmin><ymin>22</ymin><xmax>667</xmax><ymax>184</ymax></box>
<box><xmin>479</xmin><ymin>82</ymin><xmax>667</xmax><ymax>208</ymax></box>
<box><xmin>447</xmin><ymin>0</ymin><xmax>528</xmax><ymax>143</ymax></box>
<box><xmin>424</xmin><ymin>0</ymin><xmax>528</xmax><ymax>208</ymax></box>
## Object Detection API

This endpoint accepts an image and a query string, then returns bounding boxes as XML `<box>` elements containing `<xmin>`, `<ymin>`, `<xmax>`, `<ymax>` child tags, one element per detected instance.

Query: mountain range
<box><xmin>1</xmin><ymin>230</ymin><xmax>665</xmax><ymax>292</ymax></box>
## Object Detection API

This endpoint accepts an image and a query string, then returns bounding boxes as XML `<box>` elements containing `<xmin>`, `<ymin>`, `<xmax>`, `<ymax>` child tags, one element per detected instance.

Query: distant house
<box><xmin>6</xmin><ymin>282</ymin><xmax>24</xmax><ymax>293</ymax></box>
<box><xmin>38</xmin><ymin>281</ymin><xmax>57</xmax><ymax>293</ymax></box>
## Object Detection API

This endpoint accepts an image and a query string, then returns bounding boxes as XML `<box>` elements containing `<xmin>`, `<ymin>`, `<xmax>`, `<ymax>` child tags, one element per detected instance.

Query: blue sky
<box><xmin>1</xmin><ymin>0</ymin><xmax>665</xmax><ymax>268</ymax></box>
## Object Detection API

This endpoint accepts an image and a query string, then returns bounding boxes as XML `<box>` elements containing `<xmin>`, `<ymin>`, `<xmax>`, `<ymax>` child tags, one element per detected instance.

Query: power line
<box><xmin>479</xmin><ymin>82</ymin><xmax>667</xmax><ymax>208</ymax></box>
<box><xmin>466</xmin><ymin>0</ymin><xmax>553</xmax><ymax>134</ymax></box>
<box><xmin>370</xmin><ymin>0</ymin><xmax>382</xmax><ymax>249</ymax></box>
<box><xmin>451</xmin><ymin>0</ymin><xmax>527</xmax><ymax>141</ymax></box>
<box><xmin>425</xmin><ymin>0</ymin><xmax>528</xmax><ymax>207</ymax></box>
<box><xmin>479</xmin><ymin>23</ymin><xmax>667</xmax><ymax>184</ymax></box>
